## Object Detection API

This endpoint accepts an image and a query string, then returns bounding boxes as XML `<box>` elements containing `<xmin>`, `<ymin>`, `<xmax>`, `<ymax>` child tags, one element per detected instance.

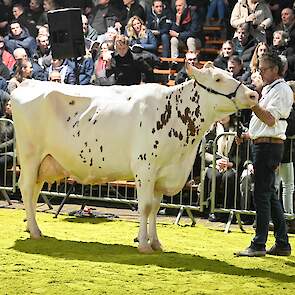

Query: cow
<box><xmin>11</xmin><ymin>62</ymin><xmax>258</xmax><ymax>253</ymax></box>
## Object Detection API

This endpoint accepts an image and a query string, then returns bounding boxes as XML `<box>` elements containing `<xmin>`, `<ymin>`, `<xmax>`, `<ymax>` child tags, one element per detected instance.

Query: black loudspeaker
<box><xmin>48</xmin><ymin>8</ymin><xmax>85</xmax><ymax>59</ymax></box>
<box><xmin>60</xmin><ymin>0</ymin><xmax>84</xmax><ymax>9</ymax></box>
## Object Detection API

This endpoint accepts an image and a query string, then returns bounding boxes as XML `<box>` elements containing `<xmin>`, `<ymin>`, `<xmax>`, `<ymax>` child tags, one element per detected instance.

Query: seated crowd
<box><xmin>0</xmin><ymin>0</ymin><xmax>295</xmax><ymax>223</ymax></box>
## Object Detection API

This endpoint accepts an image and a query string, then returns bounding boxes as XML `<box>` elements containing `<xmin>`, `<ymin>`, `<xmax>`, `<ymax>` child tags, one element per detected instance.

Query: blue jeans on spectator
<box><xmin>158</xmin><ymin>33</ymin><xmax>170</xmax><ymax>58</ymax></box>
<box><xmin>207</xmin><ymin>0</ymin><xmax>225</xmax><ymax>20</ymax></box>
<box><xmin>251</xmin><ymin>143</ymin><xmax>290</xmax><ymax>250</ymax></box>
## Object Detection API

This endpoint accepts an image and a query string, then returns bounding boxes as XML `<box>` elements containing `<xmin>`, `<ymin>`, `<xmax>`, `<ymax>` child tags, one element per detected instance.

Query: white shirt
<box><xmin>249</xmin><ymin>78</ymin><xmax>293</xmax><ymax>140</ymax></box>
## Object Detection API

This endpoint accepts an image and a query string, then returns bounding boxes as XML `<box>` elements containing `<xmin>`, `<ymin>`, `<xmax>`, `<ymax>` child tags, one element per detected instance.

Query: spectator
<box><xmin>276</xmin><ymin>7</ymin><xmax>295</xmax><ymax>47</ymax></box>
<box><xmin>8</xmin><ymin>59</ymin><xmax>33</xmax><ymax>93</ymax></box>
<box><xmin>235</xmin><ymin>52</ymin><xmax>293</xmax><ymax>257</ymax></box>
<box><xmin>38</xmin><ymin>0</ymin><xmax>60</xmax><ymax>27</ymax></box>
<box><xmin>47</xmin><ymin>58</ymin><xmax>76</xmax><ymax>85</ymax></box>
<box><xmin>230</xmin><ymin>0</ymin><xmax>273</xmax><ymax>42</ymax></box>
<box><xmin>13</xmin><ymin>47</ymin><xmax>47</xmax><ymax>81</ymax></box>
<box><xmin>203</xmin><ymin>115</ymin><xmax>250</xmax><ymax>222</ymax></box>
<box><xmin>106</xmin><ymin>34</ymin><xmax>154</xmax><ymax>85</ymax></box>
<box><xmin>28</xmin><ymin>0</ymin><xmax>44</xmax><ymax>27</ymax></box>
<box><xmin>89</xmin><ymin>0</ymin><xmax>122</xmax><ymax>35</ymax></box>
<box><xmin>4</xmin><ymin>20</ymin><xmax>37</xmax><ymax>58</ymax></box>
<box><xmin>12</xmin><ymin>3</ymin><xmax>38</xmax><ymax>38</ymax></box>
<box><xmin>93</xmin><ymin>40</ymin><xmax>115</xmax><ymax>86</ymax></box>
<box><xmin>0</xmin><ymin>88</ymin><xmax>10</xmax><ymax>114</ymax></box>
<box><xmin>126</xmin><ymin>16</ymin><xmax>157</xmax><ymax>53</ymax></box>
<box><xmin>270</xmin><ymin>30</ymin><xmax>294</xmax><ymax>57</ymax></box>
<box><xmin>249</xmin><ymin>41</ymin><xmax>270</xmax><ymax>74</ymax></box>
<box><xmin>227</xmin><ymin>55</ymin><xmax>250</xmax><ymax>82</ymax></box>
<box><xmin>206</xmin><ymin>0</ymin><xmax>228</xmax><ymax>25</ymax></box>
<box><xmin>175</xmin><ymin>50</ymin><xmax>198</xmax><ymax>84</ymax></box>
<box><xmin>48</xmin><ymin>70</ymin><xmax>61</xmax><ymax>82</ymax></box>
<box><xmin>37</xmin><ymin>25</ymin><xmax>49</xmax><ymax>38</ymax></box>
<box><xmin>67</xmin><ymin>50</ymin><xmax>94</xmax><ymax>85</ymax></box>
<box><xmin>146</xmin><ymin>0</ymin><xmax>172</xmax><ymax>57</ymax></box>
<box><xmin>96</xmin><ymin>26</ymin><xmax>119</xmax><ymax>45</ymax></box>
<box><xmin>82</xmin><ymin>14</ymin><xmax>98</xmax><ymax>43</ymax></box>
<box><xmin>186</xmin><ymin>0</ymin><xmax>210</xmax><ymax>26</ymax></box>
<box><xmin>0</xmin><ymin>58</ymin><xmax>10</xmax><ymax>81</ymax></box>
<box><xmin>0</xmin><ymin>0</ymin><xmax>13</xmax><ymax>36</ymax></box>
<box><xmin>213</xmin><ymin>40</ymin><xmax>235</xmax><ymax>70</ymax></box>
<box><xmin>0</xmin><ymin>98</ymin><xmax>14</xmax><ymax>185</ymax></box>
<box><xmin>267</xmin><ymin>0</ymin><xmax>294</xmax><ymax>26</ymax></box>
<box><xmin>121</xmin><ymin>0</ymin><xmax>146</xmax><ymax>29</ymax></box>
<box><xmin>0</xmin><ymin>35</ymin><xmax>16</xmax><ymax>71</ymax></box>
<box><xmin>0</xmin><ymin>76</ymin><xmax>8</xmax><ymax>92</ymax></box>
<box><xmin>34</xmin><ymin>33</ymin><xmax>52</xmax><ymax>71</ymax></box>
<box><xmin>232</xmin><ymin>23</ymin><xmax>257</xmax><ymax>71</ymax></box>
<box><xmin>169</xmin><ymin>0</ymin><xmax>202</xmax><ymax>59</ymax></box>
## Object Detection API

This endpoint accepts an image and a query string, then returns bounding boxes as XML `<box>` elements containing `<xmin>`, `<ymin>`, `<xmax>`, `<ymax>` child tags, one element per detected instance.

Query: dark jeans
<box><xmin>251</xmin><ymin>143</ymin><xmax>290</xmax><ymax>250</ymax></box>
<box><xmin>157</xmin><ymin>34</ymin><xmax>170</xmax><ymax>58</ymax></box>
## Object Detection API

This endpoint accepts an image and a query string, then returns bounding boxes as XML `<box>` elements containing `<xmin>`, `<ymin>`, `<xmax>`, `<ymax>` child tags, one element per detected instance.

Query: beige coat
<box><xmin>230</xmin><ymin>0</ymin><xmax>273</xmax><ymax>41</ymax></box>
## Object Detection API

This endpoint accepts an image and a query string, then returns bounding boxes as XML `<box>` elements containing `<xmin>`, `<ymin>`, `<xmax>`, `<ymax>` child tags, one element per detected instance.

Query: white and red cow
<box><xmin>11</xmin><ymin>62</ymin><xmax>258</xmax><ymax>253</ymax></box>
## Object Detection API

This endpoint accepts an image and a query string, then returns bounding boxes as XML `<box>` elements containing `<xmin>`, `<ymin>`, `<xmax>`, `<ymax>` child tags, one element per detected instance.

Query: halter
<box><xmin>194</xmin><ymin>79</ymin><xmax>243</xmax><ymax>112</ymax></box>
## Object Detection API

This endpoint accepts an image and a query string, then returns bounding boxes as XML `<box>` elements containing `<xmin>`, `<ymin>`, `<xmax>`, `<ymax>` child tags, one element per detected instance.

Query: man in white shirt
<box><xmin>235</xmin><ymin>52</ymin><xmax>293</xmax><ymax>257</ymax></box>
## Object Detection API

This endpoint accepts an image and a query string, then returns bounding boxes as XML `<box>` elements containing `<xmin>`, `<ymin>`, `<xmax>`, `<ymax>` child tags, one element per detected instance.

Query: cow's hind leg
<box><xmin>136</xmin><ymin>184</ymin><xmax>155</xmax><ymax>254</ymax></box>
<box><xmin>19</xmin><ymin>166</ymin><xmax>44</xmax><ymax>239</ymax></box>
<box><xmin>149</xmin><ymin>191</ymin><xmax>163</xmax><ymax>251</ymax></box>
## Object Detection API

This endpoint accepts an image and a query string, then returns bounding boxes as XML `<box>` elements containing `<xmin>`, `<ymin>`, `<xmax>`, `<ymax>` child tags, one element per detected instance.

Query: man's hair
<box><xmin>236</xmin><ymin>22</ymin><xmax>250</xmax><ymax>33</ymax></box>
<box><xmin>259</xmin><ymin>51</ymin><xmax>284</xmax><ymax>76</ymax></box>
<box><xmin>115</xmin><ymin>35</ymin><xmax>128</xmax><ymax>46</ymax></box>
<box><xmin>228</xmin><ymin>55</ymin><xmax>243</xmax><ymax>65</ymax></box>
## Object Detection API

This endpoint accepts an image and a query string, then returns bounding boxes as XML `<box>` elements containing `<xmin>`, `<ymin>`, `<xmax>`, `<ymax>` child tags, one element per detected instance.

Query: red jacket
<box><xmin>1</xmin><ymin>49</ymin><xmax>16</xmax><ymax>70</ymax></box>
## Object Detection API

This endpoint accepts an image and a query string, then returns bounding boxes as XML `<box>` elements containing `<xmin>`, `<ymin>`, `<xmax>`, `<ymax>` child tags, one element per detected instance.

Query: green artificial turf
<box><xmin>0</xmin><ymin>208</ymin><xmax>294</xmax><ymax>295</ymax></box>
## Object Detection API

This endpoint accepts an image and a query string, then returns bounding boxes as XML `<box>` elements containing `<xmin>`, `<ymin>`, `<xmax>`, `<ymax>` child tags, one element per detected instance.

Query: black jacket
<box><xmin>106</xmin><ymin>50</ymin><xmax>153</xmax><ymax>85</ymax></box>
<box><xmin>120</xmin><ymin>2</ymin><xmax>146</xmax><ymax>29</ymax></box>
<box><xmin>170</xmin><ymin>6</ymin><xmax>202</xmax><ymax>41</ymax></box>
<box><xmin>146</xmin><ymin>7</ymin><xmax>172</xmax><ymax>35</ymax></box>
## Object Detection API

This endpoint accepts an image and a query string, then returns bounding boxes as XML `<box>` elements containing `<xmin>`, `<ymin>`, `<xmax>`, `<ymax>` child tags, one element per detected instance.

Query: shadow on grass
<box><xmin>12</xmin><ymin>237</ymin><xmax>295</xmax><ymax>283</ymax></box>
<box><xmin>62</xmin><ymin>217</ymin><xmax>115</xmax><ymax>224</ymax></box>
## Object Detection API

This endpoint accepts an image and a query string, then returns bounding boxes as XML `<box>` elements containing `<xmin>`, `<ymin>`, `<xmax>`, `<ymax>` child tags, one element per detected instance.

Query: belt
<box><xmin>253</xmin><ymin>137</ymin><xmax>284</xmax><ymax>144</ymax></box>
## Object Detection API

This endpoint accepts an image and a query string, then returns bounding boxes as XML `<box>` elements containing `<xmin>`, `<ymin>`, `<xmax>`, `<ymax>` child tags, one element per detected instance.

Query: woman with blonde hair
<box><xmin>249</xmin><ymin>42</ymin><xmax>270</xmax><ymax>74</ymax></box>
<box><xmin>125</xmin><ymin>15</ymin><xmax>157</xmax><ymax>53</ymax></box>
<box><xmin>213</xmin><ymin>40</ymin><xmax>235</xmax><ymax>70</ymax></box>
<box><xmin>8</xmin><ymin>60</ymin><xmax>33</xmax><ymax>93</ymax></box>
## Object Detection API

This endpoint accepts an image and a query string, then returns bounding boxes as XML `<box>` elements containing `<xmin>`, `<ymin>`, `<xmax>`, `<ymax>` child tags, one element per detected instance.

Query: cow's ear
<box><xmin>204</xmin><ymin>61</ymin><xmax>214</xmax><ymax>68</ymax></box>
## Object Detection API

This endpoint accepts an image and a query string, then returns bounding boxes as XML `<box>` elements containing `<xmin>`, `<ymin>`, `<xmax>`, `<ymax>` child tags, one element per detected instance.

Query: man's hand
<box><xmin>169</xmin><ymin>30</ymin><xmax>179</xmax><ymax>37</ymax></box>
<box><xmin>246</xmin><ymin>13</ymin><xmax>256</xmax><ymax>22</ymax></box>
<box><xmin>235</xmin><ymin>132</ymin><xmax>250</xmax><ymax>145</ymax></box>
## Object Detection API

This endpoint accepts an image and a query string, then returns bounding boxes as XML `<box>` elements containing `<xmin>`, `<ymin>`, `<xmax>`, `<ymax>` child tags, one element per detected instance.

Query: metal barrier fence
<box><xmin>200</xmin><ymin>132</ymin><xmax>295</xmax><ymax>232</ymax></box>
<box><xmin>1</xmin><ymin>118</ymin><xmax>294</xmax><ymax>231</ymax></box>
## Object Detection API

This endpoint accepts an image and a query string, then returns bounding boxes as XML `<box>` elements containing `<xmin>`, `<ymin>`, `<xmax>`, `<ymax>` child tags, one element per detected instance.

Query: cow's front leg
<box><xmin>19</xmin><ymin>169</ymin><xmax>44</xmax><ymax>239</ymax></box>
<box><xmin>136</xmin><ymin>185</ymin><xmax>154</xmax><ymax>254</ymax></box>
<box><xmin>149</xmin><ymin>191</ymin><xmax>163</xmax><ymax>251</ymax></box>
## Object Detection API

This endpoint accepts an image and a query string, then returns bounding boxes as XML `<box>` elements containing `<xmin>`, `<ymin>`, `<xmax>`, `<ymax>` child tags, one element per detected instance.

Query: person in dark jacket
<box><xmin>232</xmin><ymin>23</ymin><xmax>257</xmax><ymax>72</ymax></box>
<box><xmin>67</xmin><ymin>51</ymin><xmax>94</xmax><ymax>85</ymax></box>
<box><xmin>4</xmin><ymin>20</ymin><xmax>37</xmax><ymax>58</ymax></box>
<box><xmin>0</xmin><ymin>59</ymin><xmax>10</xmax><ymax>81</ymax></box>
<box><xmin>89</xmin><ymin>0</ymin><xmax>122</xmax><ymax>35</ymax></box>
<box><xmin>120</xmin><ymin>0</ymin><xmax>146</xmax><ymax>29</ymax></box>
<box><xmin>12</xmin><ymin>3</ymin><xmax>38</xmax><ymax>38</ymax></box>
<box><xmin>146</xmin><ymin>0</ymin><xmax>172</xmax><ymax>57</ymax></box>
<box><xmin>213</xmin><ymin>40</ymin><xmax>235</xmax><ymax>70</ymax></box>
<box><xmin>175</xmin><ymin>50</ymin><xmax>197</xmax><ymax>84</ymax></box>
<box><xmin>106</xmin><ymin>34</ymin><xmax>154</xmax><ymax>85</ymax></box>
<box><xmin>169</xmin><ymin>0</ymin><xmax>202</xmax><ymax>58</ymax></box>
<box><xmin>275</xmin><ymin>7</ymin><xmax>295</xmax><ymax>48</ymax></box>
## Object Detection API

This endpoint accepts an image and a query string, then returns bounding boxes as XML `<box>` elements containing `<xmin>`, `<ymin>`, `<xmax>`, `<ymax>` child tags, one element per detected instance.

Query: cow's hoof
<box><xmin>138</xmin><ymin>244</ymin><xmax>154</xmax><ymax>254</ymax></box>
<box><xmin>151</xmin><ymin>241</ymin><xmax>163</xmax><ymax>252</ymax></box>
<box><xmin>30</xmin><ymin>230</ymin><xmax>42</xmax><ymax>239</ymax></box>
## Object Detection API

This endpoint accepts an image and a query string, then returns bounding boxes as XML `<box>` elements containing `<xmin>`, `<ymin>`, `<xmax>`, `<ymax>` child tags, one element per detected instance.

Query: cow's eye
<box><xmin>216</xmin><ymin>78</ymin><xmax>221</xmax><ymax>82</ymax></box>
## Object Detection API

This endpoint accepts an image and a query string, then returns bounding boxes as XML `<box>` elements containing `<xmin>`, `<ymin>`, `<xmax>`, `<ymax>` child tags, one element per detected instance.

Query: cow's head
<box><xmin>186</xmin><ymin>62</ymin><xmax>258</xmax><ymax>113</ymax></box>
